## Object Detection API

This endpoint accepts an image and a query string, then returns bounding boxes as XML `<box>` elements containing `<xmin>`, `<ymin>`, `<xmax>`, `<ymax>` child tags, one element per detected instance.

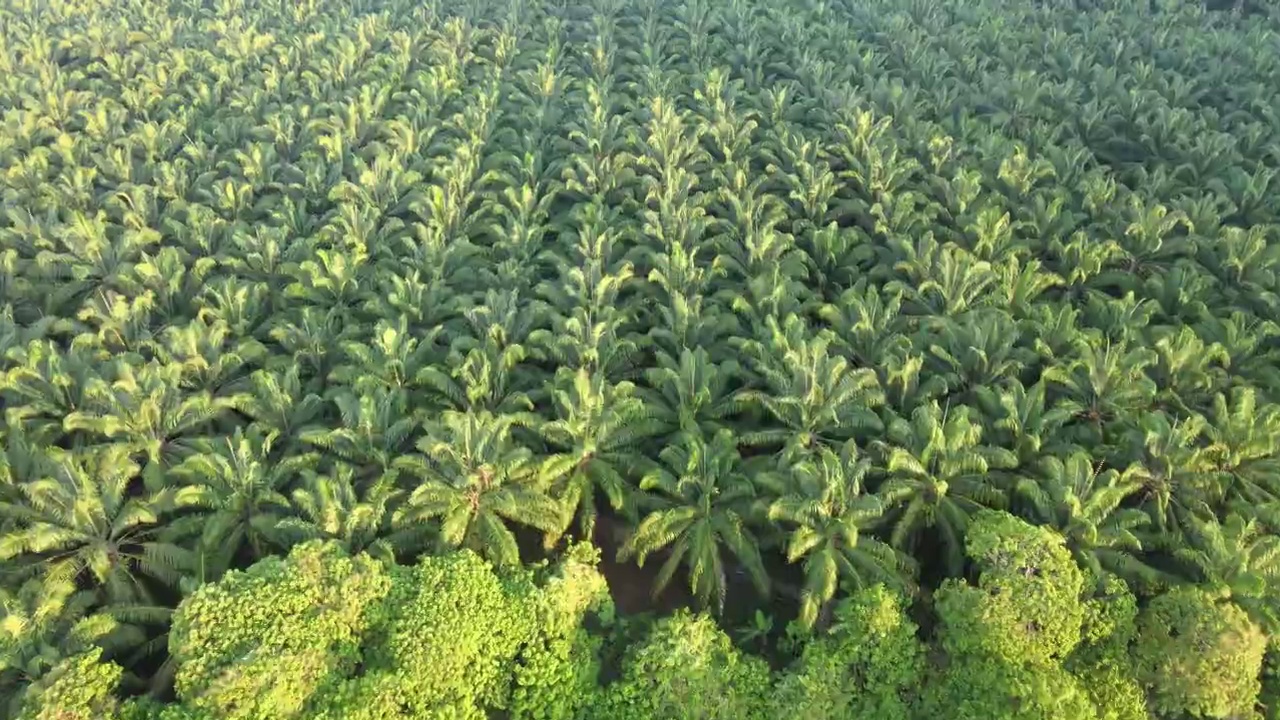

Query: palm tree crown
<box><xmin>621</xmin><ymin>430</ymin><xmax>771</xmax><ymax>613</ymax></box>
<box><xmin>769</xmin><ymin>441</ymin><xmax>914</xmax><ymax>631</ymax></box>
<box><xmin>394</xmin><ymin>410</ymin><xmax>563</xmax><ymax>567</ymax></box>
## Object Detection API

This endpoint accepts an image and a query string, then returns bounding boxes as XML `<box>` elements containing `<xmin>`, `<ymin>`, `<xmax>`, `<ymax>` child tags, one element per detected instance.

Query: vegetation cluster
<box><xmin>3</xmin><ymin>0</ymin><xmax>1280</xmax><ymax>717</ymax></box>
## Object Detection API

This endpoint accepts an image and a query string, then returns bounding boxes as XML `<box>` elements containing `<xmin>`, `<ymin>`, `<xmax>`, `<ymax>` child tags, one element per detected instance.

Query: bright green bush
<box><xmin>16</xmin><ymin>649</ymin><xmax>121</xmax><ymax>720</ymax></box>
<box><xmin>592</xmin><ymin>611</ymin><xmax>772</xmax><ymax>720</ymax></box>
<box><xmin>168</xmin><ymin>542</ymin><xmax>391</xmax><ymax>719</ymax></box>
<box><xmin>511</xmin><ymin>544</ymin><xmax>614</xmax><ymax>720</ymax></box>
<box><xmin>1066</xmin><ymin>577</ymin><xmax>1147</xmax><ymax>720</ymax></box>
<box><xmin>162</xmin><ymin>541</ymin><xmax>611</xmax><ymax>720</ymax></box>
<box><xmin>770</xmin><ymin>585</ymin><xmax>924</xmax><ymax>720</ymax></box>
<box><xmin>935</xmin><ymin>510</ymin><xmax>1086</xmax><ymax>664</ymax></box>
<box><xmin>1136</xmin><ymin>586</ymin><xmax>1267</xmax><ymax>719</ymax></box>
<box><xmin>920</xmin><ymin>651</ymin><xmax>1103</xmax><ymax>720</ymax></box>
<box><xmin>921</xmin><ymin>512</ymin><xmax>1145</xmax><ymax>720</ymax></box>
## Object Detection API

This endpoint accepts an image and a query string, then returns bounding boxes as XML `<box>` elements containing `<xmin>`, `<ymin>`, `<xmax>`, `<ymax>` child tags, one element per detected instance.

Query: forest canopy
<box><xmin>3</xmin><ymin>0</ymin><xmax>1280</xmax><ymax>717</ymax></box>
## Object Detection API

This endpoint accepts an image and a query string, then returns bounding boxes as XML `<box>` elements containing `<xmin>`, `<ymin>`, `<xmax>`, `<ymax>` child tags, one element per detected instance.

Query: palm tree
<box><xmin>975</xmin><ymin>379</ymin><xmax>1077</xmax><ymax>470</ymax></box>
<box><xmin>300</xmin><ymin>387</ymin><xmax>420</xmax><ymax>481</ymax></box>
<box><xmin>168</xmin><ymin>428</ymin><xmax>315</xmax><ymax>578</ymax></box>
<box><xmin>1194</xmin><ymin>312</ymin><xmax>1280</xmax><ymax>398</ymax></box>
<box><xmin>923</xmin><ymin>309</ymin><xmax>1033</xmax><ymax>401</ymax></box>
<box><xmin>710</xmin><ymin>169</ymin><xmax>813</xmax><ymax>326</ymax></box>
<box><xmin>769</xmin><ymin>441</ymin><xmax>915</xmax><ymax>631</ymax></box>
<box><xmin>0</xmin><ymin>573</ymin><xmax>116</xmax><ymax>718</ymax></box>
<box><xmin>1016</xmin><ymin>453</ymin><xmax>1164</xmax><ymax>591</ymax></box>
<box><xmin>393</xmin><ymin>410</ymin><xmax>562</xmax><ymax>567</ymax></box>
<box><xmin>417</xmin><ymin>288</ymin><xmax>542</xmax><ymax>415</ymax></box>
<box><xmin>1127</xmin><ymin>411</ymin><xmax>1218</xmax><ymax>545</ymax></box>
<box><xmin>1108</xmin><ymin>199</ymin><xmax>1193</xmax><ymax>280</ymax></box>
<box><xmin>0</xmin><ymin>444</ymin><xmax>190</xmax><ymax>604</ymax></box>
<box><xmin>63</xmin><ymin>361</ymin><xmax>229</xmax><ymax>478</ymax></box>
<box><xmin>620</xmin><ymin>430</ymin><xmax>771</xmax><ymax>613</ymax></box>
<box><xmin>1202</xmin><ymin>386</ymin><xmax>1280</xmax><ymax>508</ymax></box>
<box><xmin>1174</xmin><ymin>513</ymin><xmax>1280</xmax><ymax>635</ymax></box>
<box><xmin>992</xmin><ymin>255</ymin><xmax>1063</xmax><ymax>319</ymax></box>
<box><xmin>229</xmin><ymin>366</ymin><xmax>326</xmax><ymax>453</ymax></box>
<box><xmin>152</xmin><ymin>317</ymin><xmax>264</xmax><ymax>398</ymax></box>
<box><xmin>269</xmin><ymin>306</ymin><xmax>359</xmax><ymax>382</ymax></box>
<box><xmin>531</xmin><ymin>200</ymin><xmax>639</xmax><ymax>378</ymax></box>
<box><xmin>1</xmin><ymin>340</ymin><xmax>110</xmax><ymax>445</ymax></box>
<box><xmin>873</xmin><ymin>402</ymin><xmax>1015</xmax><ymax>575</ymax></box>
<box><xmin>25</xmin><ymin>204</ymin><xmax>154</xmax><ymax>316</ymax></box>
<box><xmin>282</xmin><ymin>244</ymin><xmax>370</xmax><ymax>312</ymax></box>
<box><xmin>818</xmin><ymin>279</ymin><xmax>914</xmax><ymax>377</ymax></box>
<box><xmin>1042</xmin><ymin>335</ymin><xmax>1157</xmax><ymax>448</ymax></box>
<box><xmin>891</xmin><ymin>241</ymin><xmax>997</xmax><ymax>318</ymax></box>
<box><xmin>538</xmin><ymin>369</ymin><xmax>660</xmax><ymax>539</ymax></box>
<box><xmin>1149</xmin><ymin>326</ymin><xmax>1230</xmax><ymax>416</ymax></box>
<box><xmin>642</xmin><ymin>238</ymin><xmax>738</xmax><ymax>358</ymax></box>
<box><xmin>640</xmin><ymin>347</ymin><xmax>743</xmax><ymax>442</ymax></box>
<box><xmin>1079</xmin><ymin>292</ymin><xmax>1157</xmax><ymax>345</ymax></box>
<box><xmin>328</xmin><ymin>316</ymin><xmax>443</xmax><ymax>395</ymax></box>
<box><xmin>418</xmin><ymin>346</ymin><xmax>538</xmax><ymax>418</ymax></box>
<box><xmin>274</xmin><ymin>463</ymin><xmax>417</xmax><ymax>565</ymax></box>
<box><xmin>737</xmin><ymin>314</ymin><xmax>884</xmax><ymax>455</ymax></box>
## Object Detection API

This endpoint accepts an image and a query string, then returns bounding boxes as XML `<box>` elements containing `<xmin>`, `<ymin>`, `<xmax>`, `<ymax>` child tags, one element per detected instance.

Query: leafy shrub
<box><xmin>592</xmin><ymin>611</ymin><xmax>772</xmax><ymax>720</ymax></box>
<box><xmin>1136</xmin><ymin>587</ymin><xmax>1267</xmax><ymax>719</ymax></box>
<box><xmin>770</xmin><ymin>585</ymin><xmax>924</xmax><ymax>720</ymax></box>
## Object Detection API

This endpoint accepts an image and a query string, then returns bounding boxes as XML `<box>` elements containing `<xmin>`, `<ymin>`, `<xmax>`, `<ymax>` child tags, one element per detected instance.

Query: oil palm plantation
<box><xmin>5</xmin><ymin>0</ymin><xmax>1280</xmax><ymax>713</ymax></box>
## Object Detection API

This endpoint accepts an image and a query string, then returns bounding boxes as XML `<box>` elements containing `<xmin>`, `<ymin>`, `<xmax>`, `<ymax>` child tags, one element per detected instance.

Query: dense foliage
<box><xmin>3</xmin><ymin>0</ymin><xmax>1280</xmax><ymax>716</ymax></box>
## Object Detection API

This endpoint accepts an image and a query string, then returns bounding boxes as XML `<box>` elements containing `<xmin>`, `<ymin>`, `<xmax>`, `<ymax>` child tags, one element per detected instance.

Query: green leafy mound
<box><xmin>159</xmin><ymin>541</ymin><xmax>610</xmax><ymax>720</ymax></box>
<box><xmin>1136</xmin><ymin>586</ymin><xmax>1268</xmax><ymax>719</ymax></box>
<box><xmin>769</xmin><ymin>585</ymin><xmax>924</xmax><ymax>720</ymax></box>
<box><xmin>595</xmin><ymin>611</ymin><xmax>773</xmax><ymax>720</ymax></box>
<box><xmin>935</xmin><ymin>509</ymin><xmax>1086</xmax><ymax>664</ymax></box>
<box><xmin>25</xmin><ymin>514</ymin><xmax>1267</xmax><ymax>720</ymax></box>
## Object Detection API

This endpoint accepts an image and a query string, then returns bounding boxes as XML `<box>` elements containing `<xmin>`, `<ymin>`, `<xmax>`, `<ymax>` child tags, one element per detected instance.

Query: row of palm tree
<box><xmin>4</xmin><ymin>349</ymin><xmax>1276</xmax><ymax>624</ymax></box>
